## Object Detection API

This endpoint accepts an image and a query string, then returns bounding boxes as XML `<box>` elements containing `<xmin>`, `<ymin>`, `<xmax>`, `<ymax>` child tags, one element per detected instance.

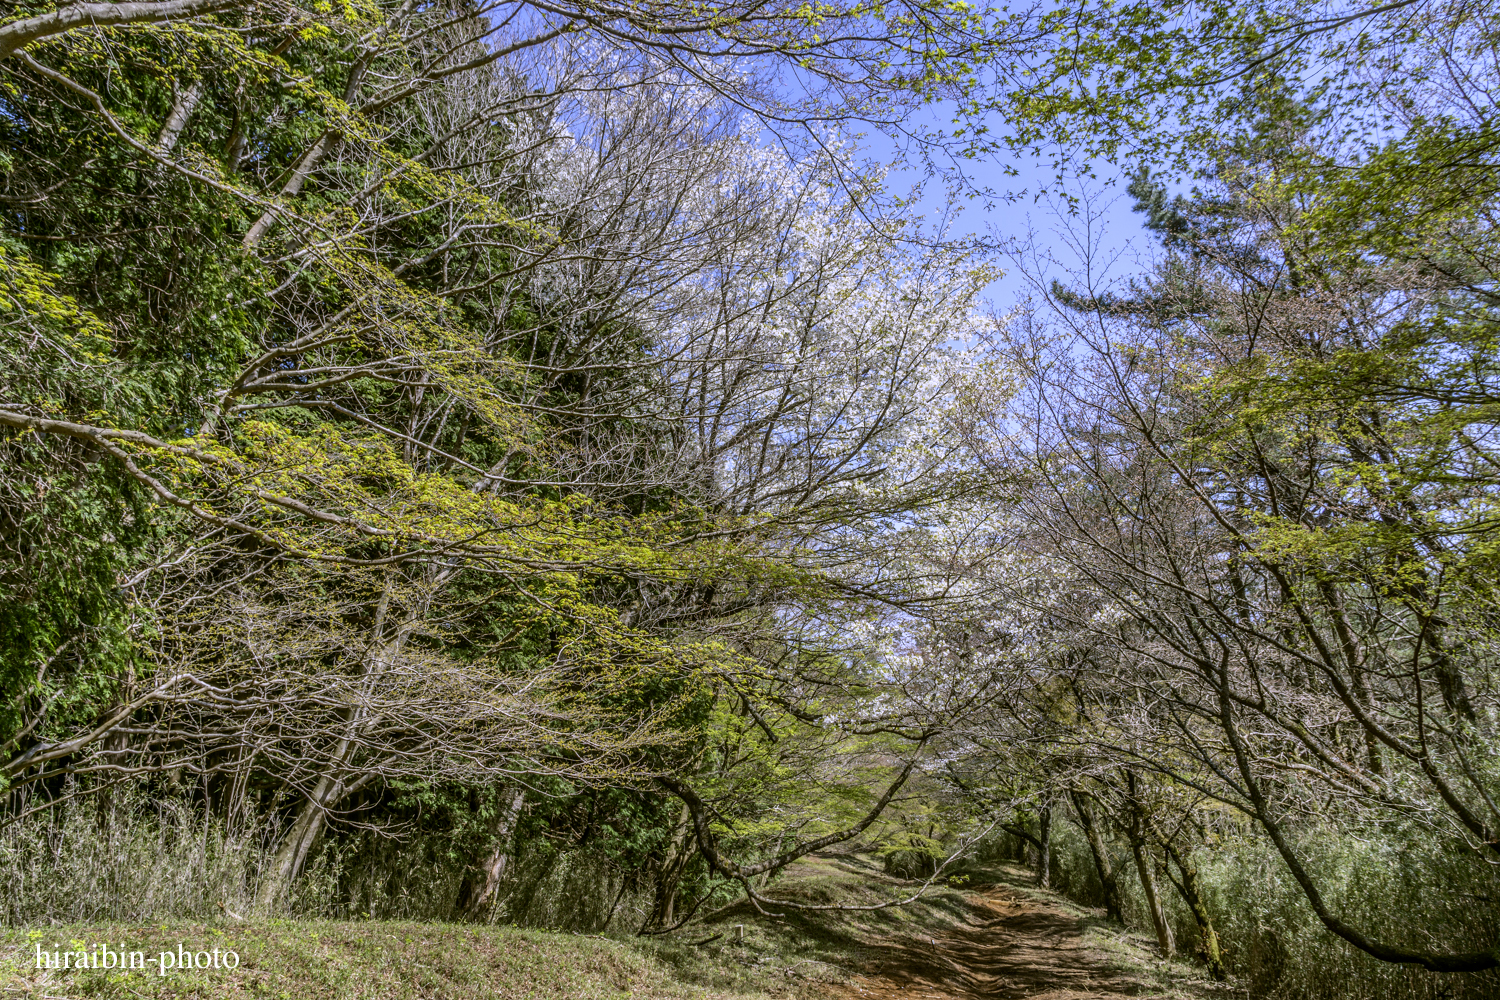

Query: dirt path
<box><xmin>831</xmin><ymin>883</ymin><xmax>1166</xmax><ymax>1000</ymax></box>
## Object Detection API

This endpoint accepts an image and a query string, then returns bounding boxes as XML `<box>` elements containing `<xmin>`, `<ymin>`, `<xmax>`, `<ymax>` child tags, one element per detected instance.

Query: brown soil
<box><xmin>828</xmin><ymin>884</ymin><xmax>1162</xmax><ymax>1000</ymax></box>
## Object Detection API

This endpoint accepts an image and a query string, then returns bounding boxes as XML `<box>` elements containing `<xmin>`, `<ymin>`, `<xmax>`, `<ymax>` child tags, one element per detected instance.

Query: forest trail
<box><xmin>829</xmin><ymin>881</ymin><xmax>1171</xmax><ymax>1000</ymax></box>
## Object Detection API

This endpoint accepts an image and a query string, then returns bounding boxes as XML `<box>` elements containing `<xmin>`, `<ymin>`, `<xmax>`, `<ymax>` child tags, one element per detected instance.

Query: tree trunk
<box><xmin>1131</xmin><ymin>835</ymin><xmax>1175</xmax><ymax>958</ymax></box>
<box><xmin>155</xmin><ymin>79</ymin><xmax>203</xmax><ymax>154</ymax></box>
<box><xmin>257</xmin><ymin>571</ymin><xmax>410</xmax><ymax>910</ymax></box>
<box><xmin>759</xmin><ymin>833</ymin><xmax>784</xmax><ymax>889</ymax></box>
<box><xmin>1070</xmin><ymin>790</ymin><xmax>1122</xmax><ymax>921</ymax></box>
<box><xmin>600</xmin><ymin>875</ymin><xmax>630</xmax><ymax>932</ymax></box>
<box><xmin>647</xmin><ymin>801</ymin><xmax>694</xmax><ymax>929</ymax></box>
<box><xmin>257</xmin><ymin>774</ymin><xmax>335</xmax><ymax>911</ymax></box>
<box><xmin>1037</xmin><ymin>805</ymin><xmax>1052</xmax><ymax>889</ymax></box>
<box><xmin>241</xmin><ymin>55</ymin><xmax>370</xmax><ymax>248</ymax></box>
<box><xmin>1139</xmin><ymin>804</ymin><xmax>1225</xmax><ymax>979</ymax></box>
<box><xmin>458</xmin><ymin>786</ymin><xmax>527</xmax><ymax>920</ymax></box>
<box><xmin>1160</xmin><ymin>838</ymin><xmax>1227</xmax><ymax>981</ymax></box>
<box><xmin>1125</xmin><ymin>771</ymin><xmax>1174</xmax><ymax>957</ymax></box>
<box><xmin>223</xmin><ymin>745</ymin><xmax>253</xmax><ymax>837</ymax></box>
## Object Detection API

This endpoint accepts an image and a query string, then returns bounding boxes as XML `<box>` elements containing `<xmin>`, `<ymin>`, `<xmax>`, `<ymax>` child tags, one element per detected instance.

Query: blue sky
<box><xmin>852</xmin><ymin>99</ymin><xmax>1161</xmax><ymax>310</ymax></box>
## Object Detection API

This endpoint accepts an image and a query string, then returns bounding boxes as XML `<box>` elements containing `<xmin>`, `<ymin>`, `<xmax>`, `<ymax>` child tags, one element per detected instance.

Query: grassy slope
<box><xmin>2</xmin><ymin>920</ymin><xmax>772</xmax><ymax>1000</ymax></box>
<box><xmin>0</xmin><ymin>855</ymin><xmax>1223</xmax><ymax>999</ymax></box>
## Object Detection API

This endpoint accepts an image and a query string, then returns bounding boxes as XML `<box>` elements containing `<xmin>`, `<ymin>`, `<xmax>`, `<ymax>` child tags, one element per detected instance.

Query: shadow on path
<box><xmin>833</xmin><ymin>884</ymin><xmax>1154</xmax><ymax>1000</ymax></box>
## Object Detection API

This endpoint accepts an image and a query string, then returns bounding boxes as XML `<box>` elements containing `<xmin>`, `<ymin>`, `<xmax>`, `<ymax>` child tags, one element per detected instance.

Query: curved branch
<box><xmin>659</xmin><ymin>743</ymin><xmax>926</xmax><ymax>882</ymax></box>
<box><xmin>0</xmin><ymin>0</ymin><xmax>247</xmax><ymax>60</ymax></box>
<box><xmin>1216</xmin><ymin>665</ymin><xmax>1500</xmax><ymax>973</ymax></box>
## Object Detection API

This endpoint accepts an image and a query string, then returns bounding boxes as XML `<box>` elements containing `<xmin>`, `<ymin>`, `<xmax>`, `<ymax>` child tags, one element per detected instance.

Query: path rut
<box><xmin>832</xmin><ymin>884</ymin><xmax>1161</xmax><ymax>1000</ymax></box>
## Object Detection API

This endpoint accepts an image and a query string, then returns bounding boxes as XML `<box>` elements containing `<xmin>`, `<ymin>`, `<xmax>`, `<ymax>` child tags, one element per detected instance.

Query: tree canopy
<box><xmin>2</xmin><ymin>0</ymin><xmax>1498</xmax><ymax>993</ymax></box>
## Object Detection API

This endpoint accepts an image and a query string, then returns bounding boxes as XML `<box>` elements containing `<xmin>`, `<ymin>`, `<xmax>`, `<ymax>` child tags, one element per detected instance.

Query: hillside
<box><xmin>0</xmin><ymin>858</ymin><xmax>1223</xmax><ymax>1000</ymax></box>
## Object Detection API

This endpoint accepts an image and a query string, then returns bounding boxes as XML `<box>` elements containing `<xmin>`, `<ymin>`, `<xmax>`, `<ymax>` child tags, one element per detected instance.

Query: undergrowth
<box><xmin>990</xmin><ymin>822</ymin><xmax>1500</xmax><ymax>1000</ymax></box>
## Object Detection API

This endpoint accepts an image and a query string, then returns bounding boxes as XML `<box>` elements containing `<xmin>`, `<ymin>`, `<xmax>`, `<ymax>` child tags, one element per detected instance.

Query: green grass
<box><xmin>0</xmin><ymin>921</ymin><xmax>787</xmax><ymax>1000</ymax></box>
